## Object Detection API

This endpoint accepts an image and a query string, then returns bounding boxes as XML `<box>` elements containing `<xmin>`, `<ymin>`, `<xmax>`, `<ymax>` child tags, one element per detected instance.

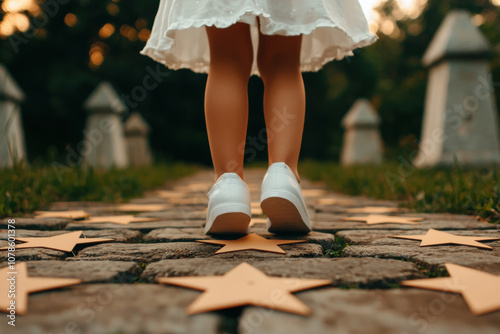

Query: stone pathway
<box><xmin>1</xmin><ymin>168</ymin><xmax>499</xmax><ymax>333</ymax></box>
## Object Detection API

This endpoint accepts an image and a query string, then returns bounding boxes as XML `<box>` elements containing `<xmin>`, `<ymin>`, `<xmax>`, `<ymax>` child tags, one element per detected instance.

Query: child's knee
<box><xmin>257</xmin><ymin>53</ymin><xmax>300</xmax><ymax>80</ymax></box>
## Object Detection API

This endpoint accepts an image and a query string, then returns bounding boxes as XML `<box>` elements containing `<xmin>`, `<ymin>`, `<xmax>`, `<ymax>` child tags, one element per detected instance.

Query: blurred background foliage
<box><xmin>0</xmin><ymin>0</ymin><xmax>499</xmax><ymax>167</ymax></box>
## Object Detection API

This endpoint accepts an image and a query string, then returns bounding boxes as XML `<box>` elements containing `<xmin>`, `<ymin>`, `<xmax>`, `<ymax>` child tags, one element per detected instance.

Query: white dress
<box><xmin>141</xmin><ymin>0</ymin><xmax>377</xmax><ymax>77</ymax></box>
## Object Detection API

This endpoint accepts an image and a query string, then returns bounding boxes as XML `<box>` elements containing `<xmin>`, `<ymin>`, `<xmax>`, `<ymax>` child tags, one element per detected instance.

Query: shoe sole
<box><xmin>261</xmin><ymin>197</ymin><xmax>311</xmax><ymax>234</ymax></box>
<box><xmin>205</xmin><ymin>212</ymin><xmax>251</xmax><ymax>235</ymax></box>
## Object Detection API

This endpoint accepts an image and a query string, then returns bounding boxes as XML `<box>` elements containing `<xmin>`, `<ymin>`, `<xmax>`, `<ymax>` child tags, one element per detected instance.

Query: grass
<box><xmin>324</xmin><ymin>235</ymin><xmax>352</xmax><ymax>258</ymax></box>
<box><xmin>299</xmin><ymin>160</ymin><xmax>500</xmax><ymax>223</ymax></box>
<box><xmin>0</xmin><ymin>162</ymin><xmax>198</xmax><ymax>218</ymax></box>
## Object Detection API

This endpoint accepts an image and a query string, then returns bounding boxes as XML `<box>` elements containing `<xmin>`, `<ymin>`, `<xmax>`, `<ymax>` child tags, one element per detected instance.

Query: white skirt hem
<box><xmin>140</xmin><ymin>8</ymin><xmax>378</xmax><ymax>77</ymax></box>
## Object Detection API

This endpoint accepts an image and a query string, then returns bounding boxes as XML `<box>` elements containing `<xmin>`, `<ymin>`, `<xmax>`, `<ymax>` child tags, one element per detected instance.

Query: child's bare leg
<box><xmin>256</xmin><ymin>25</ymin><xmax>304</xmax><ymax>183</ymax></box>
<box><xmin>205</xmin><ymin>22</ymin><xmax>253</xmax><ymax>181</ymax></box>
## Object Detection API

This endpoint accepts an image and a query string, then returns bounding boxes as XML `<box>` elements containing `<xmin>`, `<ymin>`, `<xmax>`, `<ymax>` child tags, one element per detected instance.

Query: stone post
<box><xmin>82</xmin><ymin>82</ymin><xmax>129</xmax><ymax>168</ymax></box>
<box><xmin>414</xmin><ymin>10</ymin><xmax>500</xmax><ymax>167</ymax></box>
<box><xmin>0</xmin><ymin>64</ymin><xmax>27</xmax><ymax>168</ymax></box>
<box><xmin>341</xmin><ymin>99</ymin><xmax>384</xmax><ymax>166</ymax></box>
<box><xmin>124</xmin><ymin>112</ymin><xmax>152</xmax><ymax>167</ymax></box>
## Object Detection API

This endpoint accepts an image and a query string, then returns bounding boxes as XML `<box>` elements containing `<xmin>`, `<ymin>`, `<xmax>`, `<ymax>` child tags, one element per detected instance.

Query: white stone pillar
<box><xmin>414</xmin><ymin>10</ymin><xmax>500</xmax><ymax>167</ymax></box>
<box><xmin>0</xmin><ymin>64</ymin><xmax>27</xmax><ymax>168</ymax></box>
<box><xmin>124</xmin><ymin>112</ymin><xmax>153</xmax><ymax>167</ymax></box>
<box><xmin>82</xmin><ymin>82</ymin><xmax>129</xmax><ymax>168</ymax></box>
<box><xmin>341</xmin><ymin>99</ymin><xmax>384</xmax><ymax>166</ymax></box>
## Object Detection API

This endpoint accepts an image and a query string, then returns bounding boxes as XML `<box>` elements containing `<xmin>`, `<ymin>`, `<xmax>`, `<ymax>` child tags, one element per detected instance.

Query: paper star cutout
<box><xmin>249</xmin><ymin>218</ymin><xmax>267</xmax><ymax>227</ymax></box>
<box><xmin>402</xmin><ymin>263</ymin><xmax>500</xmax><ymax>315</ymax></box>
<box><xmin>316</xmin><ymin>198</ymin><xmax>357</xmax><ymax>206</ymax></box>
<box><xmin>345</xmin><ymin>206</ymin><xmax>407</xmax><ymax>214</ymax></box>
<box><xmin>340</xmin><ymin>214</ymin><xmax>424</xmax><ymax>225</ymax></box>
<box><xmin>197</xmin><ymin>233</ymin><xmax>306</xmax><ymax>254</ymax></box>
<box><xmin>390</xmin><ymin>229</ymin><xmax>500</xmax><ymax>249</ymax></box>
<box><xmin>0</xmin><ymin>231</ymin><xmax>114</xmax><ymax>252</ymax></box>
<box><xmin>158</xmin><ymin>262</ymin><xmax>331</xmax><ymax>315</ymax></box>
<box><xmin>301</xmin><ymin>189</ymin><xmax>327</xmax><ymax>197</ymax></box>
<box><xmin>79</xmin><ymin>215</ymin><xmax>160</xmax><ymax>225</ymax></box>
<box><xmin>34</xmin><ymin>210</ymin><xmax>89</xmax><ymax>219</ymax></box>
<box><xmin>155</xmin><ymin>190</ymin><xmax>186</xmax><ymax>199</ymax></box>
<box><xmin>116</xmin><ymin>204</ymin><xmax>169</xmax><ymax>212</ymax></box>
<box><xmin>1</xmin><ymin>262</ymin><xmax>81</xmax><ymax>315</ymax></box>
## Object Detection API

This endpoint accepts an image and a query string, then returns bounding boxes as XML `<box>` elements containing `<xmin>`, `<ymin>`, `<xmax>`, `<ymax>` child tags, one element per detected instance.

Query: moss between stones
<box><xmin>324</xmin><ymin>235</ymin><xmax>354</xmax><ymax>258</ymax></box>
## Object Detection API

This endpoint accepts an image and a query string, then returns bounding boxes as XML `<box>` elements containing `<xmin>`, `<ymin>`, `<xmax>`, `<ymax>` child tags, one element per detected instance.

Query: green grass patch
<box><xmin>0</xmin><ymin>162</ymin><xmax>198</xmax><ymax>218</ymax></box>
<box><xmin>417</xmin><ymin>264</ymin><xmax>449</xmax><ymax>278</ymax></box>
<box><xmin>299</xmin><ymin>160</ymin><xmax>500</xmax><ymax>223</ymax></box>
<box><xmin>324</xmin><ymin>235</ymin><xmax>352</xmax><ymax>258</ymax></box>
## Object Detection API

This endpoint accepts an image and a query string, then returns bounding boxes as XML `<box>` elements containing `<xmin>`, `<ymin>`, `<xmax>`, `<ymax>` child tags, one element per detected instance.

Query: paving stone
<box><xmin>0</xmin><ymin>217</ymin><xmax>68</xmax><ymax>230</ymax></box>
<box><xmin>144</xmin><ymin>227</ymin><xmax>335</xmax><ymax>250</ymax></box>
<box><xmin>72</xmin><ymin>242</ymin><xmax>324</xmax><ymax>262</ymax></box>
<box><xmin>239</xmin><ymin>288</ymin><xmax>500</xmax><ymax>334</ymax></box>
<box><xmin>141</xmin><ymin>257</ymin><xmax>423</xmax><ymax>287</ymax></box>
<box><xmin>137</xmin><ymin>209</ymin><xmax>207</xmax><ymax>220</ymax></box>
<box><xmin>337</xmin><ymin>229</ymin><xmax>500</xmax><ymax>245</ymax></box>
<box><xmin>65</xmin><ymin>219</ymin><xmax>204</xmax><ymax>232</ymax></box>
<box><xmin>0</xmin><ymin>230</ymin><xmax>136</xmax><ymax>262</ymax></box>
<box><xmin>0</xmin><ymin>260</ymin><xmax>141</xmax><ymax>283</ymax></box>
<box><xmin>312</xmin><ymin>212</ymin><xmax>498</xmax><ymax>233</ymax></box>
<box><xmin>128</xmin><ymin>197</ymin><xmax>173</xmax><ymax>204</ymax></box>
<box><xmin>0</xmin><ymin>246</ymin><xmax>66</xmax><ymax>261</ymax></box>
<box><xmin>343</xmin><ymin>241</ymin><xmax>500</xmax><ymax>270</ymax></box>
<box><xmin>48</xmin><ymin>201</ymin><xmax>116</xmax><ymax>210</ymax></box>
<box><xmin>0</xmin><ymin>228</ymin><xmax>142</xmax><ymax>243</ymax></box>
<box><xmin>0</xmin><ymin>284</ymin><xmax>223</xmax><ymax>334</ymax></box>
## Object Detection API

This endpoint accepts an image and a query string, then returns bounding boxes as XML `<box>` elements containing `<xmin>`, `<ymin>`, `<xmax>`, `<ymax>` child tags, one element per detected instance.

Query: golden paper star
<box><xmin>79</xmin><ymin>215</ymin><xmax>160</xmax><ymax>225</ymax></box>
<box><xmin>0</xmin><ymin>231</ymin><xmax>114</xmax><ymax>252</ymax></box>
<box><xmin>345</xmin><ymin>206</ymin><xmax>407</xmax><ymax>214</ymax></box>
<box><xmin>402</xmin><ymin>263</ymin><xmax>500</xmax><ymax>315</ymax></box>
<box><xmin>340</xmin><ymin>214</ymin><xmax>424</xmax><ymax>225</ymax></box>
<box><xmin>249</xmin><ymin>218</ymin><xmax>267</xmax><ymax>227</ymax></box>
<box><xmin>197</xmin><ymin>233</ymin><xmax>306</xmax><ymax>254</ymax></box>
<box><xmin>116</xmin><ymin>204</ymin><xmax>169</xmax><ymax>212</ymax></box>
<box><xmin>316</xmin><ymin>198</ymin><xmax>357</xmax><ymax>206</ymax></box>
<box><xmin>1</xmin><ymin>262</ymin><xmax>81</xmax><ymax>315</ymax></box>
<box><xmin>34</xmin><ymin>210</ymin><xmax>89</xmax><ymax>219</ymax></box>
<box><xmin>158</xmin><ymin>262</ymin><xmax>331</xmax><ymax>315</ymax></box>
<box><xmin>156</xmin><ymin>190</ymin><xmax>187</xmax><ymax>199</ymax></box>
<box><xmin>301</xmin><ymin>189</ymin><xmax>327</xmax><ymax>197</ymax></box>
<box><xmin>390</xmin><ymin>229</ymin><xmax>500</xmax><ymax>249</ymax></box>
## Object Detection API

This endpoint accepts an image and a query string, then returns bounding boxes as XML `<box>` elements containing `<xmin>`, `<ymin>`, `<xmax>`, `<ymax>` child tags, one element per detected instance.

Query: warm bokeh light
<box><xmin>64</xmin><ymin>13</ymin><xmax>78</xmax><ymax>27</ymax></box>
<box><xmin>135</xmin><ymin>18</ymin><xmax>147</xmax><ymax>30</ymax></box>
<box><xmin>107</xmin><ymin>3</ymin><xmax>119</xmax><ymax>16</ymax></box>
<box><xmin>138</xmin><ymin>28</ymin><xmax>151</xmax><ymax>42</ymax></box>
<box><xmin>360</xmin><ymin>0</ymin><xmax>426</xmax><ymax>23</ymax></box>
<box><xmin>380</xmin><ymin>19</ymin><xmax>396</xmax><ymax>35</ymax></box>
<box><xmin>0</xmin><ymin>20</ymin><xmax>15</xmax><ymax>37</ymax></box>
<box><xmin>35</xmin><ymin>27</ymin><xmax>46</xmax><ymax>38</ymax></box>
<box><xmin>2</xmin><ymin>0</ymin><xmax>33</xmax><ymax>12</ymax></box>
<box><xmin>472</xmin><ymin>14</ymin><xmax>485</xmax><ymax>26</ymax></box>
<box><xmin>120</xmin><ymin>24</ymin><xmax>138</xmax><ymax>41</ymax></box>
<box><xmin>89</xmin><ymin>43</ymin><xmax>106</xmax><ymax>69</ymax></box>
<box><xmin>0</xmin><ymin>0</ymin><xmax>41</xmax><ymax>38</ymax></box>
<box><xmin>0</xmin><ymin>12</ymin><xmax>30</xmax><ymax>37</ymax></box>
<box><xmin>99</xmin><ymin>23</ymin><xmax>115</xmax><ymax>39</ymax></box>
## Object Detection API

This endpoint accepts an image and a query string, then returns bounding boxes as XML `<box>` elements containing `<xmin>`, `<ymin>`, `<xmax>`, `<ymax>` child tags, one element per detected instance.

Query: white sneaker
<box><xmin>204</xmin><ymin>173</ymin><xmax>251</xmax><ymax>235</ymax></box>
<box><xmin>260</xmin><ymin>162</ymin><xmax>312</xmax><ymax>233</ymax></box>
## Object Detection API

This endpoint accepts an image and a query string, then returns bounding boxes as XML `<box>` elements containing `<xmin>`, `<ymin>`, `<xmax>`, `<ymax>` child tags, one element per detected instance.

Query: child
<box><xmin>141</xmin><ymin>1</ymin><xmax>377</xmax><ymax>235</ymax></box>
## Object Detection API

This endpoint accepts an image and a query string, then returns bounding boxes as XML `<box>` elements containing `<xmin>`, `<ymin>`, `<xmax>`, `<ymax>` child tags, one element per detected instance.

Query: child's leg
<box><xmin>256</xmin><ymin>25</ymin><xmax>305</xmax><ymax>183</ymax></box>
<box><xmin>205</xmin><ymin>22</ymin><xmax>253</xmax><ymax>181</ymax></box>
